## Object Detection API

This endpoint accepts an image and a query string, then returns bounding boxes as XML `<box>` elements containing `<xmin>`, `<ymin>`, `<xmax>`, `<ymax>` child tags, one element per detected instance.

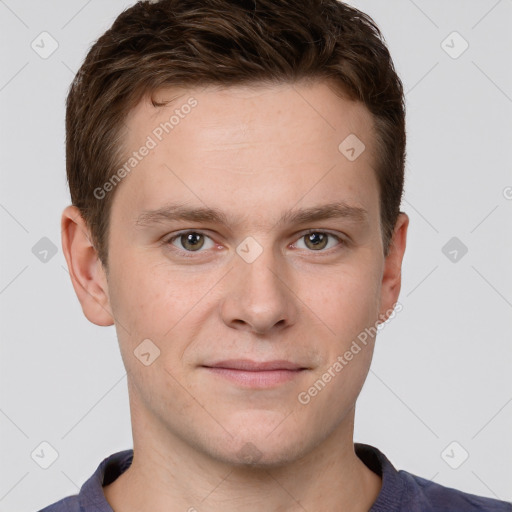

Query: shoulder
<box><xmin>37</xmin><ymin>495</ymin><xmax>80</xmax><ymax>512</ymax></box>
<box><xmin>399</xmin><ymin>469</ymin><xmax>512</xmax><ymax>512</ymax></box>
<box><xmin>36</xmin><ymin>449</ymin><xmax>134</xmax><ymax>512</ymax></box>
<box><xmin>355</xmin><ymin>443</ymin><xmax>511</xmax><ymax>512</ymax></box>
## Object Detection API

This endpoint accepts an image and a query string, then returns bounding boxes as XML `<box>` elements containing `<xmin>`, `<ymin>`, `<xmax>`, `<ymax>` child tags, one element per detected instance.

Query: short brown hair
<box><xmin>66</xmin><ymin>0</ymin><xmax>405</xmax><ymax>269</ymax></box>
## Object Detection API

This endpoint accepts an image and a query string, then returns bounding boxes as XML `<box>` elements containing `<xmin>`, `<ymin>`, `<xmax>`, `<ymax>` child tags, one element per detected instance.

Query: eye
<box><xmin>163</xmin><ymin>229</ymin><xmax>346</xmax><ymax>257</ymax></box>
<box><xmin>166</xmin><ymin>231</ymin><xmax>215</xmax><ymax>252</ymax></box>
<box><xmin>293</xmin><ymin>231</ymin><xmax>344</xmax><ymax>252</ymax></box>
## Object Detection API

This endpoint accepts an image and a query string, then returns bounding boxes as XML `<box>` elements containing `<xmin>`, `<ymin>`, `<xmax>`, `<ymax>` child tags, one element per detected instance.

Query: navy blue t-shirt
<box><xmin>38</xmin><ymin>443</ymin><xmax>511</xmax><ymax>511</ymax></box>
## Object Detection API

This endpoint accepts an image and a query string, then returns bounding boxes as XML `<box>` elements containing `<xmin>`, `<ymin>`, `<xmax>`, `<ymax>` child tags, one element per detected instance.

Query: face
<box><xmin>64</xmin><ymin>81</ymin><xmax>407</xmax><ymax>467</ymax></box>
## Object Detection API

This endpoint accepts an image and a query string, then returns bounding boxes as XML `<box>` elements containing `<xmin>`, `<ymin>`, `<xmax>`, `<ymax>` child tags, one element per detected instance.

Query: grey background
<box><xmin>0</xmin><ymin>0</ymin><xmax>511</xmax><ymax>510</ymax></box>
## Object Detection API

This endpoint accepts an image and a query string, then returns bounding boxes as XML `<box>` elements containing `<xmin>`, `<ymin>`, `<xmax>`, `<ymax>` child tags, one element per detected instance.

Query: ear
<box><xmin>61</xmin><ymin>205</ymin><xmax>114</xmax><ymax>326</ymax></box>
<box><xmin>378</xmin><ymin>212</ymin><xmax>409</xmax><ymax>323</ymax></box>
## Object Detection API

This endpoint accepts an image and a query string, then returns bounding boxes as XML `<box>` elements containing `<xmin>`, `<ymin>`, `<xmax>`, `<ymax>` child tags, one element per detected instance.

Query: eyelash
<box><xmin>161</xmin><ymin>229</ymin><xmax>347</xmax><ymax>258</ymax></box>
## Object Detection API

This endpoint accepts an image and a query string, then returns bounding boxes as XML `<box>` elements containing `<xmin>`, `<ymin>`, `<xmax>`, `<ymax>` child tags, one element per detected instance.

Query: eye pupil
<box><xmin>304</xmin><ymin>232</ymin><xmax>328</xmax><ymax>250</ymax></box>
<box><xmin>181</xmin><ymin>232</ymin><xmax>204</xmax><ymax>251</ymax></box>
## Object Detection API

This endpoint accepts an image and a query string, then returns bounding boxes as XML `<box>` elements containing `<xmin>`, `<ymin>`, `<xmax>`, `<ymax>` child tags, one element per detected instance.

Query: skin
<box><xmin>61</xmin><ymin>80</ymin><xmax>408</xmax><ymax>512</ymax></box>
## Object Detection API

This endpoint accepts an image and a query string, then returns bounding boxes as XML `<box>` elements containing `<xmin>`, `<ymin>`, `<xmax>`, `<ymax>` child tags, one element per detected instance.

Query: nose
<box><xmin>220</xmin><ymin>242</ymin><xmax>299</xmax><ymax>335</ymax></box>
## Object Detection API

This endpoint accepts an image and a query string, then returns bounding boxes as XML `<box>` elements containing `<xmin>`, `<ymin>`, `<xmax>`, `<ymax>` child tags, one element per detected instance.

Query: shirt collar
<box><xmin>355</xmin><ymin>442</ymin><xmax>407</xmax><ymax>511</ymax></box>
<box><xmin>79</xmin><ymin>449</ymin><xmax>133</xmax><ymax>512</ymax></box>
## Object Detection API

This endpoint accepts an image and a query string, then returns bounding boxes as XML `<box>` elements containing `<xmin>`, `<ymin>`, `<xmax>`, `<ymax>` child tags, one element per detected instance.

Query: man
<box><xmin>40</xmin><ymin>0</ymin><xmax>511</xmax><ymax>510</ymax></box>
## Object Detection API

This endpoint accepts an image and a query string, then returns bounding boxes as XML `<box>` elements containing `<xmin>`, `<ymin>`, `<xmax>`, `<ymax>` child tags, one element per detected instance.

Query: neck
<box><xmin>104</xmin><ymin>405</ymin><xmax>382</xmax><ymax>512</ymax></box>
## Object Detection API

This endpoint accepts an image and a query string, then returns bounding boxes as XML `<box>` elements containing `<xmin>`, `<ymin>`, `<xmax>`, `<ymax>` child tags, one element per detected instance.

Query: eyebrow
<box><xmin>135</xmin><ymin>201</ymin><xmax>368</xmax><ymax>229</ymax></box>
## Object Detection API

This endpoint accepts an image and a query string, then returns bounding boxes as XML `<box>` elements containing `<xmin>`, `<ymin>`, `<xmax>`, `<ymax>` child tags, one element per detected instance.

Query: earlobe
<box><xmin>61</xmin><ymin>205</ymin><xmax>114</xmax><ymax>326</ymax></box>
<box><xmin>378</xmin><ymin>212</ymin><xmax>409</xmax><ymax>323</ymax></box>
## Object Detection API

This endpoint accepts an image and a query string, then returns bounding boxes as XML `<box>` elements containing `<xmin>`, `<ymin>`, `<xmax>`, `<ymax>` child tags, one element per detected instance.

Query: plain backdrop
<box><xmin>0</xmin><ymin>0</ymin><xmax>511</xmax><ymax>510</ymax></box>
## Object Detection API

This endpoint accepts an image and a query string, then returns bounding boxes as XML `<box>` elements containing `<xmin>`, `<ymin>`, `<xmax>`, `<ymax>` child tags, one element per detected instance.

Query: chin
<box><xmin>203</xmin><ymin>415</ymin><xmax>313</xmax><ymax>468</ymax></box>
<box><xmin>212</xmin><ymin>438</ymin><xmax>309</xmax><ymax>469</ymax></box>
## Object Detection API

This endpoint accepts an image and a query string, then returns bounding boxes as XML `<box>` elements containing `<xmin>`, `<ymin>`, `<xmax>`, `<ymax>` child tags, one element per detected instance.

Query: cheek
<box><xmin>108</xmin><ymin>256</ymin><xmax>196</xmax><ymax>329</ymax></box>
<box><xmin>301</xmin><ymin>261</ymin><xmax>382</xmax><ymax>340</ymax></box>
<box><xmin>108</xmin><ymin>256</ymin><xmax>224</xmax><ymax>377</ymax></box>
<box><xmin>297</xmin><ymin>270</ymin><xmax>380</xmax><ymax>416</ymax></box>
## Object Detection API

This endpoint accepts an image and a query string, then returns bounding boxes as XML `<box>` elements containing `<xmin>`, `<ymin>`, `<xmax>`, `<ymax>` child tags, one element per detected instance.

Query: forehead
<box><xmin>123</xmin><ymin>80</ymin><xmax>376</xmax><ymax>159</ymax></box>
<box><xmin>113</xmin><ymin>81</ymin><xmax>379</xmax><ymax>225</ymax></box>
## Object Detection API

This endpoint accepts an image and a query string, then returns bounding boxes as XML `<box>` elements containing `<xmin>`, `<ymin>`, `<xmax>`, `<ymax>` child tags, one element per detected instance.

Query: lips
<box><xmin>202</xmin><ymin>359</ymin><xmax>307</xmax><ymax>371</ymax></box>
<box><xmin>201</xmin><ymin>359</ymin><xmax>308</xmax><ymax>388</ymax></box>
